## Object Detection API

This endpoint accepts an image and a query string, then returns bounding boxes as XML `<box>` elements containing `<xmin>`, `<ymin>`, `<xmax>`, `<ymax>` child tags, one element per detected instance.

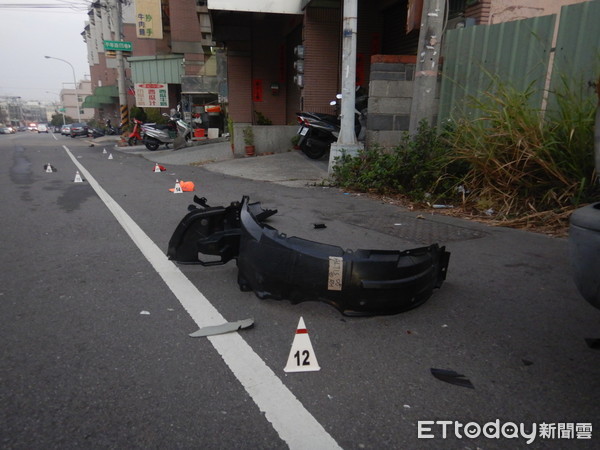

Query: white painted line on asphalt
<box><xmin>62</xmin><ymin>145</ymin><xmax>341</xmax><ymax>450</ymax></box>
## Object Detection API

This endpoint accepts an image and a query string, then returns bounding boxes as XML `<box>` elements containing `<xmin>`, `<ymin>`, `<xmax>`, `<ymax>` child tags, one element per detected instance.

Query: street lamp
<box><xmin>44</xmin><ymin>56</ymin><xmax>81</xmax><ymax>123</ymax></box>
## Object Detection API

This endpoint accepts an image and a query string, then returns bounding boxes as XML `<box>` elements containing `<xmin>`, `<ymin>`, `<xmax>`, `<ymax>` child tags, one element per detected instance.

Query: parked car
<box><xmin>61</xmin><ymin>124</ymin><xmax>72</xmax><ymax>135</ymax></box>
<box><xmin>0</xmin><ymin>127</ymin><xmax>14</xmax><ymax>134</ymax></box>
<box><xmin>37</xmin><ymin>124</ymin><xmax>48</xmax><ymax>133</ymax></box>
<box><xmin>70</xmin><ymin>123</ymin><xmax>89</xmax><ymax>138</ymax></box>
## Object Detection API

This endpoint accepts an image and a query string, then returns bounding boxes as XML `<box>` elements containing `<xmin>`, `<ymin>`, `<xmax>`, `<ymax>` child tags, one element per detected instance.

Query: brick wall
<box><xmin>302</xmin><ymin>7</ymin><xmax>341</xmax><ymax>115</ymax></box>
<box><xmin>170</xmin><ymin>0</ymin><xmax>202</xmax><ymax>43</ymax></box>
<box><xmin>249</xmin><ymin>15</ymin><xmax>289</xmax><ymax>126</ymax></box>
<box><xmin>169</xmin><ymin>0</ymin><xmax>204</xmax><ymax>77</ymax></box>
<box><xmin>466</xmin><ymin>0</ymin><xmax>492</xmax><ymax>24</ymax></box>
<box><xmin>227</xmin><ymin>54</ymin><xmax>252</xmax><ymax>123</ymax></box>
<box><xmin>367</xmin><ymin>55</ymin><xmax>416</xmax><ymax>148</ymax></box>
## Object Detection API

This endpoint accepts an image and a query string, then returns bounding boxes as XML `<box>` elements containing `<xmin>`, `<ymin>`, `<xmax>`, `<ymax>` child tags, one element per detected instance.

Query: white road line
<box><xmin>62</xmin><ymin>145</ymin><xmax>341</xmax><ymax>450</ymax></box>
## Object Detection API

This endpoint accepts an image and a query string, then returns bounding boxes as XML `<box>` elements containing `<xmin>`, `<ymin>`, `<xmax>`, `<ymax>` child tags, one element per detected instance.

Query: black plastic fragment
<box><xmin>313</xmin><ymin>223</ymin><xmax>327</xmax><ymax>229</ymax></box>
<box><xmin>430</xmin><ymin>368</ymin><xmax>475</xmax><ymax>389</ymax></box>
<box><xmin>167</xmin><ymin>197</ymin><xmax>277</xmax><ymax>265</ymax></box>
<box><xmin>236</xmin><ymin>197</ymin><xmax>450</xmax><ymax>316</ymax></box>
<box><xmin>585</xmin><ymin>338</ymin><xmax>600</xmax><ymax>350</ymax></box>
<box><xmin>194</xmin><ymin>195</ymin><xmax>209</xmax><ymax>208</ymax></box>
<box><xmin>167</xmin><ymin>196</ymin><xmax>450</xmax><ymax>316</ymax></box>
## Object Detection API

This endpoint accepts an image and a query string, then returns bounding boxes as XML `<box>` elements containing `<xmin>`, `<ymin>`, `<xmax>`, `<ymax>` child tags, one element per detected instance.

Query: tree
<box><xmin>50</xmin><ymin>113</ymin><xmax>74</xmax><ymax>126</ymax></box>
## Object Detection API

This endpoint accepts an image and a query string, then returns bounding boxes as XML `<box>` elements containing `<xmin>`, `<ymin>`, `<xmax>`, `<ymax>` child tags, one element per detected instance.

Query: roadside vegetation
<box><xmin>331</xmin><ymin>78</ymin><xmax>598</xmax><ymax>234</ymax></box>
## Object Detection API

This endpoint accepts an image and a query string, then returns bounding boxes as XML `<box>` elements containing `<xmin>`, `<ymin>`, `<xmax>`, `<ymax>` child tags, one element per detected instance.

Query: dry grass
<box><xmin>369</xmin><ymin>191</ymin><xmax>574</xmax><ymax>237</ymax></box>
<box><xmin>333</xmin><ymin>75</ymin><xmax>597</xmax><ymax>237</ymax></box>
<box><xmin>446</xmin><ymin>81</ymin><xmax>597</xmax><ymax>218</ymax></box>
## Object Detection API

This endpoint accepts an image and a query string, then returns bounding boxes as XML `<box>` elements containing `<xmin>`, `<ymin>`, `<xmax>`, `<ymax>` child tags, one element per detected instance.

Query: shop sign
<box><xmin>135</xmin><ymin>83</ymin><xmax>169</xmax><ymax>108</ymax></box>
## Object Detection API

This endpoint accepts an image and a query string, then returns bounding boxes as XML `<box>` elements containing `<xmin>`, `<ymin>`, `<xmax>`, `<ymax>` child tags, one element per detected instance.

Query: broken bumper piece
<box><xmin>167</xmin><ymin>195</ymin><xmax>277</xmax><ymax>265</ymax></box>
<box><xmin>168</xmin><ymin>196</ymin><xmax>450</xmax><ymax>316</ymax></box>
<box><xmin>237</xmin><ymin>197</ymin><xmax>450</xmax><ymax>316</ymax></box>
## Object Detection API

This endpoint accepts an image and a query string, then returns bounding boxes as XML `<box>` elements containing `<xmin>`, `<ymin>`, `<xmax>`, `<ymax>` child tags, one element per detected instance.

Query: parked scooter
<box><xmin>128</xmin><ymin>118</ymin><xmax>144</xmax><ymax>146</ymax></box>
<box><xmin>142</xmin><ymin>106</ymin><xmax>192</xmax><ymax>151</ymax></box>
<box><xmin>88</xmin><ymin>119</ymin><xmax>121</xmax><ymax>139</ymax></box>
<box><xmin>89</xmin><ymin>127</ymin><xmax>105</xmax><ymax>138</ymax></box>
<box><xmin>104</xmin><ymin>119</ymin><xmax>121</xmax><ymax>135</ymax></box>
<box><xmin>296</xmin><ymin>87</ymin><xmax>367</xmax><ymax>159</ymax></box>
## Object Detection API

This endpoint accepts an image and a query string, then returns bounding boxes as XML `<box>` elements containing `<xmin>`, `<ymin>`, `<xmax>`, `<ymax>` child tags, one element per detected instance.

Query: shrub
<box><xmin>145</xmin><ymin>108</ymin><xmax>168</xmax><ymax>124</ymax></box>
<box><xmin>332</xmin><ymin>74</ymin><xmax>597</xmax><ymax>226</ymax></box>
<box><xmin>447</xmin><ymin>76</ymin><xmax>598</xmax><ymax>217</ymax></box>
<box><xmin>332</xmin><ymin>121</ymin><xmax>462</xmax><ymax>201</ymax></box>
<box><xmin>130</xmin><ymin>106</ymin><xmax>147</xmax><ymax>122</ymax></box>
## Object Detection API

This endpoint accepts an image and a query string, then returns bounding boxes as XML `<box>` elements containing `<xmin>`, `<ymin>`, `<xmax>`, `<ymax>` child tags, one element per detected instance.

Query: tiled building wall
<box><xmin>301</xmin><ymin>7</ymin><xmax>341</xmax><ymax>115</ymax></box>
<box><xmin>169</xmin><ymin>0</ymin><xmax>204</xmax><ymax>77</ymax></box>
<box><xmin>249</xmin><ymin>15</ymin><xmax>290</xmax><ymax>126</ymax></box>
<box><xmin>466</xmin><ymin>0</ymin><xmax>492</xmax><ymax>24</ymax></box>
<box><xmin>227</xmin><ymin>54</ymin><xmax>252</xmax><ymax>123</ymax></box>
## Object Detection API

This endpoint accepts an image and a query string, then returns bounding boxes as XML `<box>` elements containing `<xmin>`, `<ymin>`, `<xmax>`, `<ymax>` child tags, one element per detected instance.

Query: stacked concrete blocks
<box><xmin>366</xmin><ymin>55</ymin><xmax>417</xmax><ymax>149</ymax></box>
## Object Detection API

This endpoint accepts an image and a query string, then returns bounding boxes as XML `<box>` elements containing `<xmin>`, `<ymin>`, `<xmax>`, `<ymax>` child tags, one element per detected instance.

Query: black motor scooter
<box><xmin>104</xmin><ymin>119</ymin><xmax>120</xmax><ymax>135</ymax></box>
<box><xmin>295</xmin><ymin>87</ymin><xmax>367</xmax><ymax>160</ymax></box>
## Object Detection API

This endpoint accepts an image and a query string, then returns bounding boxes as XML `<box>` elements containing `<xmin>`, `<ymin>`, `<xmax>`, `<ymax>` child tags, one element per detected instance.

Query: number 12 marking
<box><xmin>294</xmin><ymin>350</ymin><xmax>311</xmax><ymax>366</ymax></box>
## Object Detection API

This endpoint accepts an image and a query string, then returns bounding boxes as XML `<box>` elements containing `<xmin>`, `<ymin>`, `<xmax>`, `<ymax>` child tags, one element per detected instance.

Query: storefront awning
<box><xmin>95</xmin><ymin>85</ymin><xmax>119</xmax><ymax>97</ymax></box>
<box><xmin>129</xmin><ymin>55</ymin><xmax>184</xmax><ymax>84</ymax></box>
<box><xmin>81</xmin><ymin>96</ymin><xmax>102</xmax><ymax>109</ymax></box>
<box><xmin>81</xmin><ymin>85</ymin><xmax>119</xmax><ymax>109</ymax></box>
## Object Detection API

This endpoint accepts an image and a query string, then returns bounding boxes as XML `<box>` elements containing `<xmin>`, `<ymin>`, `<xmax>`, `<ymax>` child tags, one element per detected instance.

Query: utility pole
<box><xmin>408</xmin><ymin>0</ymin><xmax>446</xmax><ymax>136</ymax></box>
<box><xmin>595</xmin><ymin>76</ymin><xmax>600</xmax><ymax>178</ymax></box>
<box><xmin>328</xmin><ymin>0</ymin><xmax>362</xmax><ymax>175</ymax></box>
<box><xmin>111</xmin><ymin>0</ymin><xmax>128</xmax><ymax>130</ymax></box>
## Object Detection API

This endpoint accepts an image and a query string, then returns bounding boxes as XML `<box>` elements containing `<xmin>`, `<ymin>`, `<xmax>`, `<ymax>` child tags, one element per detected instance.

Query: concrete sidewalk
<box><xmin>201</xmin><ymin>150</ymin><xmax>329</xmax><ymax>187</ymax></box>
<box><xmin>108</xmin><ymin>136</ymin><xmax>330</xmax><ymax>188</ymax></box>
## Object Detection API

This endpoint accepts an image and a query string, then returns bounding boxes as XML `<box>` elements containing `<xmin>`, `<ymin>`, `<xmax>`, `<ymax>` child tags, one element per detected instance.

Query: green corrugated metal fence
<box><xmin>547</xmin><ymin>0</ymin><xmax>600</xmax><ymax>114</ymax></box>
<box><xmin>439</xmin><ymin>0</ymin><xmax>600</xmax><ymax>124</ymax></box>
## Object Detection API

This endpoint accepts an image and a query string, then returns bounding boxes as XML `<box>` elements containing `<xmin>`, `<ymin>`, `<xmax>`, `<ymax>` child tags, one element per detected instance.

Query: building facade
<box><xmin>82</xmin><ymin>0</ymin><xmax>218</xmax><ymax>129</ymax></box>
<box><xmin>60</xmin><ymin>79</ymin><xmax>94</xmax><ymax>122</ymax></box>
<box><xmin>79</xmin><ymin>0</ymin><xmax>592</xmax><ymax>146</ymax></box>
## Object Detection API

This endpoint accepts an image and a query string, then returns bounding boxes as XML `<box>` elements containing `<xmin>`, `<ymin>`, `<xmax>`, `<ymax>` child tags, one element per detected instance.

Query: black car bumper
<box><xmin>168</xmin><ymin>196</ymin><xmax>450</xmax><ymax>316</ymax></box>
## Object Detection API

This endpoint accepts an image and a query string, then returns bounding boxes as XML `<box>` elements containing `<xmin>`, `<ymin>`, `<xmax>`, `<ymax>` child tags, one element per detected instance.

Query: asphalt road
<box><xmin>1</xmin><ymin>131</ymin><xmax>598</xmax><ymax>449</ymax></box>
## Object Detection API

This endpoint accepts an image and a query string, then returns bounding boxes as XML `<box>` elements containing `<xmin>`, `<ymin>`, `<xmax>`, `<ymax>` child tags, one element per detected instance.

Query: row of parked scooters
<box><xmin>88</xmin><ymin>107</ymin><xmax>193</xmax><ymax>151</ymax></box>
<box><xmin>126</xmin><ymin>107</ymin><xmax>193</xmax><ymax>151</ymax></box>
<box><xmin>90</xmin><ymin>89</ymin><xmax>366</xmax><ymax>157</ymax></box>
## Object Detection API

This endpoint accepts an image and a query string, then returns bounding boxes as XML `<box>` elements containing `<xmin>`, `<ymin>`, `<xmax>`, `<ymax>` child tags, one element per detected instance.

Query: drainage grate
<box><xmin>341</xmin><ymin>211</ymin><xmax>488</xmax><ymax>244</ymax></box>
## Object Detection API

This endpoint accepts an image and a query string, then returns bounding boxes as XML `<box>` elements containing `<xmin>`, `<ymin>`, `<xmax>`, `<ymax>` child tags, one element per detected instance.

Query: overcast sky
<box><xmin>0</xmin><ymin>0</ymin><xmax>91</xmax><ymax>104</ymax></box>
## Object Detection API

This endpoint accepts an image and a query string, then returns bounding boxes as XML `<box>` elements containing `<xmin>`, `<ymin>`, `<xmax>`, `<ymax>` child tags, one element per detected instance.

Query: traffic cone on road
<box><xmin>172</xmin><ymin>179</ymin><xmax>183</xmax><ymax>194</ymax></box>
<box><xmin>74</xmin><ymin>171</ymin><xmax>83</xmax><ymax>183</ymax></box>
<box><xmin>284</xmin><ymin>317</ymin><xmax>321</xmax><ymax>372</ymax></box>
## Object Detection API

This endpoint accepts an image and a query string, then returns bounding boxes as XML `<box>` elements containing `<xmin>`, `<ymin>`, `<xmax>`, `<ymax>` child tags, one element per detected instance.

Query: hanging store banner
<box><xmin>207</xmin><ymin>0</ymin><xmax>303</xmax><ymax>14</ymax></box>
<box><xmin>134</xmin><ymin>83</ymin><xmax>169</xmax><ymax>108</ymax></box>
<box><xmin>135</xmin><ymin>0</ymin><xmax>163</xmax><ymax>39</ymax></box>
